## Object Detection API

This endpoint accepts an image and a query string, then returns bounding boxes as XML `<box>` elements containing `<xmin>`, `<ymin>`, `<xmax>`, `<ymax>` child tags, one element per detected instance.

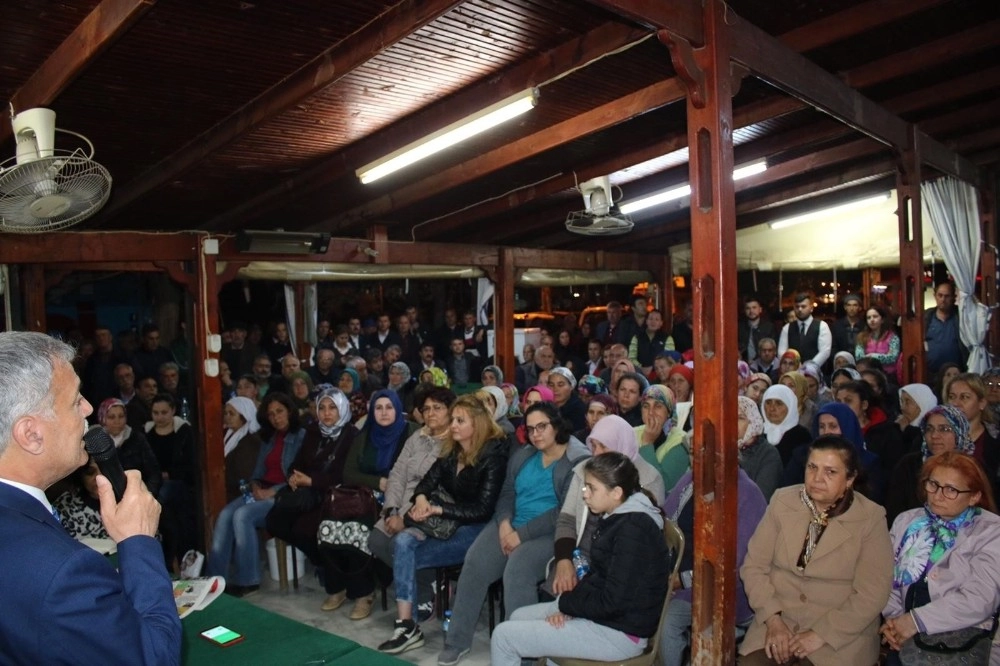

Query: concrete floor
<box><xmin>245</xmin><ymin>559</ymin><xmax>495</xmax><ymax>666</ymax></box>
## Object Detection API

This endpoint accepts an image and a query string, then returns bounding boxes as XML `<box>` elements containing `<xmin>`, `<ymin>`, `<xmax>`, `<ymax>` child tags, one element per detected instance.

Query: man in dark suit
<box><xmin>0</xmin><ymin>332</ymin><xmax>180</xmax><ymax>664</ymax></box>
<box><xmin>410</xmin><ymin>341</ymin><xmax>444</xmax><ymax>381</ymax></box>
<box><xmin>367</xmin><ymin>313</ymin><xmax>403</xmax><ymax>354</ymax></box>
<box><xmin>738</xmin><ymin>294</ymin><xmax>778</xmax><ymax>363</ymax></box>
<box><xmin>444</xmin><ymin>337</ymin><xmax>480</xmax><ymax>387</ymax></box>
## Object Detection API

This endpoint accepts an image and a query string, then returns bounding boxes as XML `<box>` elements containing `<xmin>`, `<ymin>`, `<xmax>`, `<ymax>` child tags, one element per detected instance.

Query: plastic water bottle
<box><xmin>239</xmin><ymin>479</ymin><xmax>255</xmax><ymax>504</ymax></box>
<box><xmin>442</xmin><ymin>610</ymin><xmax>452</xmax><ymax>637</ymax></box>
<box><xmin>180</xmin><ymin>397</ymin><xmax>190</xmax><ymax>421</ymax></box>
<box><xmin>572</xmin><ymin>548</ymin><xmax>590</xmax><ymax>580</ymax></box>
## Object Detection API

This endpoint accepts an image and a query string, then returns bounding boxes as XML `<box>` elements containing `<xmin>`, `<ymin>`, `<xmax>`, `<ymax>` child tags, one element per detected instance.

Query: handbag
<box><xmin>273</xmin><ymin>485</ymin><xmax>321</xmax><ymax>512</ymax></box>
<box><xmin>403</xmin><ymin>488</ymin><xmax>459</xmax><ymax>540</ymax></box>
<box><xmin>898</xmin><ymin>573</ymin><xmax>1000</xmax><ymax>665</ymax></box>
<box><xmin>322</xmin><ymin>485</ymin><xmax>379</xmax><ymax>527</ymax></box>
<box><xmin>317</xmin><ymin>520</ymin><xmax>372</xmax><ymax>556</ymax></box>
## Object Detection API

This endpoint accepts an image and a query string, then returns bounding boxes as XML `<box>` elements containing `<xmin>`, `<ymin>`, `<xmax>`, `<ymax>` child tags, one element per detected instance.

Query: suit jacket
<box><xmin>0</xmin><ymin>483</ymin><xmax>181</xmax><ymax>665</ymax></box>
<box><xmin>740</xmin><ymin>486</ymin><xmax>893</xmax><ymax>666</ymax></box>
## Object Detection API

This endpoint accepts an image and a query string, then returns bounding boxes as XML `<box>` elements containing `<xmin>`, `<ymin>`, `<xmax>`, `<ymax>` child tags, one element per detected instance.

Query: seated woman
<box><xmin>548</xmin><ymin>414</ymin><xmax>665</xmax><ymax>598</ymax></box>
<box><xmin>515</xmin><ymin>385</ymin><xmax>554</xmax><ymax>445</ymax></box>
<box><xmin>861</xmin><ymin>367</ymin><xmax>900</xmax><ymax>421</ymax></box>
<box><xmin>438</xmin><ymin>402</ymin><xmax>590</xmax><ymax>665</ymax></box>
<box><xmin>53</xmin><ymin>459</ymin><xmax>111</xmax><ymax>540</ymax></box>
<box><xmin>206</xmin><ymin>392</ymin><xmax>306</xmax><ymax>596</ymax></box>
<box><xmin>653</xmin><ymin>349</ymin><xmax>683</xmax><ymax>385</ymax></box>
<box><xmin>338</xmin><ymin>367</ymin><xmax>369</xmax><ymax>426</ymax></box>
<box><xmin>222</xmin><ymin>396</ymin><xmax>262</xmax><ymax>502</ymax></box>
<box><xmin>895</xmin><ymin>383</ymin><xmax>937</xmax><ymax>456</ymax></box>
<box><xmin>369</xmin><ymin>387</ymin><xmax>457</xmax><ymax>619</ymax></box>
<box><xmin>832</xmin><ymin>351</ymin><xmax>856</xmax><ymax>372</ymax></box>
<box><xmin>477</xmin><ymin>385</ymin><xmax>515</xmax><ymax>436</ymax></box>
<box><xmin>932</xmin><ymin>363</ymin><xmax>961</xmax><ymax>403</ymax></box>
<box><xmin>287</xmin><ymin>370</ymin><xmax>316</xmax><ymax>425</ymax></box>
<box><xmin>386</xmin><ymin>362</ymin><xmax>415</xmax><ymax>415</ymax></box>
<box><xmin>744</xmin><ymin>372</ymin><xmax>772</xmax><ymax>405</ymax></box>
<box><xmin>377</xmin><ymin>394</ymin><xmax>508</xmax><ymax>655</ymax></box>
<box><xmin>779</xmin><ymin>371</ymin><xmax>816</xmax><ymax>431</ymax></box>
<box><xmin>736</xmin><ymin>395</ymin><xmax>782</xmax><ymax>501</ymax></box>
<box><xmin>636</xmin><ymin>385</ymin><xmax>688</xmax><ymax>492</ymax></box>
<box><xmin>761</xmin><ymin>384</ymin><xmax>812</xmax><ymax>467</ymax></box>
<box><xmin>616</xmin><ymin>371</ymin><xmax>648</xmax><ymax>427</ymax></box>
<box><xmin>264</xmin><ymin>387</ymin><xmax>357</xmax><ymax>612</ymax></box>
<box><xmin>666</xmin><ymin>364</ymin><xmax>694</xmax><ymax>431</ymax></box>
<box><xmin>801</xmin><ymin>361</ymin><xmax>833</xmax><ymax>408</ymax></box>
<box><xmin>574</xmin><ymin>393</ymin><xmax>617</xmax><ymax>442</ymax></box>
<box><xmin>778</xmin><ymin>349</ymin><xmax>801</xmax><ymax>375</ymax></box>
<box><xmin>661</xmin><ymin>448</ymin><xmax>769</xmax><ymax>666</ymax></box>
<box><xmin>547</xmin><ymin>367</ymin><xmax>586</xmax><ymax>431</ymax></box>
<box><xmin>490</xmin><ymin>453</ymin><xmax>670</xmax><ymax>665</ymax></box>
<box><xmin>946</xmin><ymin>373</ymin><xmax>1000</xmax><ymax>490</ymax></box>
<box><xmin>835</xmin><ymin>380</ymin><xmax>906</xmax><ymax>477</ymax></box>
<box><xmin>144</xmin><ymin>393</ymin><xmax>194</xmax><ymax>495</ymax></box>
<box><xmin>880</xmin><ymin>452</ymin><xmax>1000</xmax><ymax>665</ymax></box>
<box><xmin>885</xmin><ymin>405</ymin><xmax>975</xmax><ymax>526</ymax></box>
<box><xmin>739</xmin><ymin>435</ymin><xmax>893</xmax><ymax>666</ymax></box>
<box><xmin>481</xmin><ymin>365</ymin><xmax>503</xmax><ymax>387</ymax></box>
<box><xmin>97</xmin><ymin>398</ymin><xmax>161</xmax><ymax>496</ymax></box>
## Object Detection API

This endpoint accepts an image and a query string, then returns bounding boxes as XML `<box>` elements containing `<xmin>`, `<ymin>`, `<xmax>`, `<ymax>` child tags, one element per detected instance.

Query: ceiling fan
<box><xmin>565</xmin><ymin>175</ymin><xmax>633</xmax><ymax>236</ymax></box>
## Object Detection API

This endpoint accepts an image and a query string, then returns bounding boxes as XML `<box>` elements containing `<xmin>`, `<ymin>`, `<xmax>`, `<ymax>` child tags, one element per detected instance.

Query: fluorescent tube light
<box><xmin>768</xmin><ymin>193</ymin><xmax>891</xmax><ymax>230</ymax></box>
<box><xmin>357</xmin><ymin>88</ymin><xmax>538</xmax><ymax>184</ymax></box>
<box><xmin>618</xmin><ymin>161</ymin><xmax>767</xmax><ymax>215</ymax></box>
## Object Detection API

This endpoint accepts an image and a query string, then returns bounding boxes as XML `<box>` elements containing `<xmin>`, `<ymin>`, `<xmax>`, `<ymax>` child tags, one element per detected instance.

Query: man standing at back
<box><xmin>924</xmin><ymin>281</ymin><xmax>965</xmax><ymax>374</ymax></box>
<box><xmin>0</xmin><ymin>331</ymin><xmax>180</xmax><ymax>665</ymax></box>
<box><xmin>738</xmin><ymin>294</ymin><xmax>777</xmax><ymax>363</ymax></box>
<box><xmin>830</xmin><ymin>294</ymin><xmax>865</xmax><ymax>360</ymax></box>
<box><xmin>777</xmin><ymin>292</ymin><xmax>832</xmax><ymax>368</ymax></box>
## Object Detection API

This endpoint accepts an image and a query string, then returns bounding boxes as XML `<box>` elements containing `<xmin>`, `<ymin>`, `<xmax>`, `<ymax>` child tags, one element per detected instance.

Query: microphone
<box><xmin>83</xmin><ymin>427</ymin><xmax>127</xmax><ymax>502</ymax></box>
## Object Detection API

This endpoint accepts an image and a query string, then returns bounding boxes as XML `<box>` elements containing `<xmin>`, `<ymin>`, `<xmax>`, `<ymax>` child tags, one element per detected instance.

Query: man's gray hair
<box><xmin>0</xmin><ymin>332</ymin><xmax>75</xmax><ymax>455</ymax></box>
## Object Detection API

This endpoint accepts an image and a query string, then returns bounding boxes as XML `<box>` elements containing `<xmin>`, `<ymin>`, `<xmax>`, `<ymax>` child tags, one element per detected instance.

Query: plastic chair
<box><xmin>544</xmin><ymin>519</ymin><xmax>684</xmax><ymax>666</ymax></box>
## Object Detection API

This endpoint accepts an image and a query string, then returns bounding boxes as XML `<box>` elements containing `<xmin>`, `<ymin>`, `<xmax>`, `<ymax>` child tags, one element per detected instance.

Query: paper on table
<box><xmin>174</xmin><ymin>576</ymin><xmax>226</xmax><ymax>619</ymax></box>
<box><xmin>78</xmin><ymin>537</ymin><xmax>117</xmax><ymax>556</ymax></box>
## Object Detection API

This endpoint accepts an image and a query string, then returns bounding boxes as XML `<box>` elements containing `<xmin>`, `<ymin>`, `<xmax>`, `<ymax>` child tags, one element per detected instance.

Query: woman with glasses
<box><xmin>945</xmin><ymin>373</ymin><xmax>999</xmax><ymax>489</ymax></box>
<box><xmin>378</xmin><ymin>394</ymin><xmax>508</xmax><ymax>655</ymax></box>
<box><xmin>880</xmin><ymin>452</ymin><xmax>1000</xmax><ymax>665</ymax></box>
<box><xmin>438</xmin><ymin>401</ymin><xmax>589</xmax><ymax>666</ymax></box>
<box><xmin>885</xmin><ymin>405</ymin><xmax>975</xmax><ymax>526</ymax></box>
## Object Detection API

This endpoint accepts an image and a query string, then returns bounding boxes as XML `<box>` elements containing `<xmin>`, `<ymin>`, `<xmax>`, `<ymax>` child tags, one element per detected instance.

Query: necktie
<box><xmin>51</xmin><ymin>507</ymin><xmax>62</xmax><ymax>524</ymax></box>
<box><xmin>800</xmin><ymin>321</ymin><xmax>807</xmax><ymax>337</ymax></box>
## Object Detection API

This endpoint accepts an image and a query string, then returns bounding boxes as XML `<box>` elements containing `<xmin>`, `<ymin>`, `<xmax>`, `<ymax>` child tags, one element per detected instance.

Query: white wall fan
<box><xmin>0</xmin><ymin>108</ymin><xmax>112</xmax><ymax>233</ymax></box>
<box><xmin>564</xmin><ymin>175</ymin><xmax>633</xmax><ymax>236</ymax></box>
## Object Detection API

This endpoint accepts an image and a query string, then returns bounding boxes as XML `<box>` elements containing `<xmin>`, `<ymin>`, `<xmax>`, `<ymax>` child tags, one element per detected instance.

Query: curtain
<box><xmin>921</xmin><ymin>177</ymin><xmax>991</xmax><ymax>373</ymax></box>
<box><xmin>283</xmin><ymin>283</ymin><xmax>297</xmax><ymax>351</ymax></box>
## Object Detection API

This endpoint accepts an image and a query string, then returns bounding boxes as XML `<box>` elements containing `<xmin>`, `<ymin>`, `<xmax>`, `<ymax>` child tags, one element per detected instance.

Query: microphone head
<box><xmin>83</xmin><ymin>426</ymin><xmax>115</xmax><ymax>458</ymax></box>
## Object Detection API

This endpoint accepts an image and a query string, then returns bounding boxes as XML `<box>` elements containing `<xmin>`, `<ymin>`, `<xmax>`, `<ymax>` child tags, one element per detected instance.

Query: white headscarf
<box><xmin>481</xmin><ymin>385</ymin><xmax>508</xmax><ymax>422</ymax></box>
<box><xmin>762</xmin><ymin>384</ymin><xmax>799</xmax><ymax>445</ymax></box>
<box><xmin>900</xmin><ymin>383</ymin><xmax>938</xmax><ymax>428</ymax></box>
<box><xmin>223</xmin><ymin>396</ymin><xmax>260</xmax><ymax>456</ymax></box>
<box><xmin>316</xmin><ymin>387</ymin><xmax>352</xmax><ymax>439</ymax></box>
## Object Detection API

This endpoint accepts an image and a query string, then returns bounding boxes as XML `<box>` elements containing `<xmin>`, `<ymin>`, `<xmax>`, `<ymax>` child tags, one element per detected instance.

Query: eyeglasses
<box><xmin>923</xmin><ymin>424</ymin><xmax>954</xmax><ymax>435</ymax></box>
<box><xmin>924</xmin><ymin>478</ymin><xmax>975</xmax><ymax>500</ymax></box>
<box><xmin>421</xmin><ymin>403</ymin><xmax>447</xmax><ymax>414</ymax></box>
<box><xmin>986</xmin><ymin>381</ymin><xmax>1000</xmax><ymax>389</ymax></box>
<box><xmin>525</xmin><ymin>422</ymin><xmax>551</xmax><ymax>436</ymax></box>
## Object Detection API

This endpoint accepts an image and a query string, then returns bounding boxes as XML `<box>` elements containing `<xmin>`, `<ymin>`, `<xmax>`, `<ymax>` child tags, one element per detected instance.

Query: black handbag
<box><xmin>321</xmin><ymin>485</ymin><xmax>379</xmax><ymax>527</ymax></box>
<box><xmin>273</xmin><ymin>485</ymin><xmax>321</xmax><ymax>512</ymax></box>
<box><xmin>403</xmin><ymin>488</ymin><xmax>459</xmax><ymax>540</ymax></box>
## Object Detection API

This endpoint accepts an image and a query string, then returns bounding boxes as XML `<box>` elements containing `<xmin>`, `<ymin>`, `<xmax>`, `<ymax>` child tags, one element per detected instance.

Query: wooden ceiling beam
<box><xmin>316</xmin><ymin>78</ymin><xmax>689</xmax><ymax>233</ymax></box>
<box><xmin>0</xmin><ymin>0</ymin><xmax>154</xmax><ymax>145</ymax></box>
<box><xmin>204</xmin><ymin>21</ymin><xmax>651</xmax><ymax>231</ymax></box>
<box><xmin>777</xmin><ymin>0</ymin><xmax>950</xmax><ymax>53</ymax></box>
<box><xmin>0</xmin><ymin>232</ymin><xmax>199</xmax><ymax>264</ymax></box>
<box><xmin>100</xmin><ymin>0</ymin><xmax>462</xmax><ymax>221</ymax></box>
<box><xmin>843</xmin><ymin>20</ymin><xmax>1000</xmax><ymax>89</ymax></box>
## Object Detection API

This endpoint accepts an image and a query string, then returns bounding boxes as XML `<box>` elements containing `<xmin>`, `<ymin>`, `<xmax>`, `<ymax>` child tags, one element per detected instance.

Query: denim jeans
<box><xmin>206</xmin><ymin>496</ymin><xmax>274</xmax><ymax>586</ymax></box>
<box><xmin>392</xmin><ymin>523</ymin><xmax>485</xmax><ymax>604</ymax></box>
<box><xmin>659</xmin><ymin>598</ymin><xmax>692</xmax><ymax>666</ymax></box>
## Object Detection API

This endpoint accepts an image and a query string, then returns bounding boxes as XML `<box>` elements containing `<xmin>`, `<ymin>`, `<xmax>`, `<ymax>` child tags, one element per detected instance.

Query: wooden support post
<box><xmin>22</xmin><ymin>265</ymin><xmax>47</xmax><ymax>333</ymax></box>
<box><xmin>493</xmin><ymin>249</ymin><xmax>516</xmax><ymax>382</ymax></box>
<box><xmin>661</xmin><ymin>254</ymin><xmax>674</xmax><ymax>331</ymax></box>
<box><xmin>192</xmin><ymin>239</ymin><xmax>225</xmax><ymax>548</ymax></box>
<box><xmin>896</xmin><ymin>126</ymin><xmax>926</xmax><ymax>385</ymax></box>
<box><xmin>662</xmin><ymin>1</ymin><xmax>739</xmax><ymax>663</ymax></box>
<box><xmin>980</xmin><ymin>175</ymin><xmax>999</xmax><ymax>358</ymax></box>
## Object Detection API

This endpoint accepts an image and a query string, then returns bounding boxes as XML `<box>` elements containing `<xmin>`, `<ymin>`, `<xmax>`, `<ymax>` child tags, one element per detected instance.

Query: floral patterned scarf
<box><xmin>892</xmin><ymin>505</ymin><xmax>979</xmax><ymax>588</ymax></box>
<box><xmin>797</xmin><ymin>486</ymin><xmax>853</xmax><ymax>570</ymax></box>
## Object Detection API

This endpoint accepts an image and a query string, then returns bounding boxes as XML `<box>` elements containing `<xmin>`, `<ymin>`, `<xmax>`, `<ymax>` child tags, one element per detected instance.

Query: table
<box><xmin>182</xmin><ymin>594</ymin><xmax>404</xmax><ymax>665</ymax></box>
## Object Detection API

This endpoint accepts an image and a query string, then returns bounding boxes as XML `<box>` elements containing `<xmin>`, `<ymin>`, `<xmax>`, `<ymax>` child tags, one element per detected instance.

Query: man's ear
<box><xmin>11</xmin><ymin>416</ymin><xmax>44</xmax><ymax>456</ymax></box>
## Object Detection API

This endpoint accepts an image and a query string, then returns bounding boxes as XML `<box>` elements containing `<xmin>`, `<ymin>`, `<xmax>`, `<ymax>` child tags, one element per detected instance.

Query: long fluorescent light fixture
<box><xmin>356</xmin><ymin>88</ymin><xmax>539</xmax><ymax>184</ymax></box>
<box><xmin>618</xmin><ymin>161</ymin><xmax>767</xmax><ymax>215</ymax></box>
<box><xmin>768</xmin><ymin>193</ymin><xmax>891</xmax><ymax>230</ymax></box>
<box><xmin>236</xmin><ymin>230</ymin><xmax>331</xmax><ymax>255</ymax></box>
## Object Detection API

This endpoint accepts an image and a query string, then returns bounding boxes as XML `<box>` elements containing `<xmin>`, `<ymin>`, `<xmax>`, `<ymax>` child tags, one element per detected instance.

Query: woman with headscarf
<box><xmin>547</xmin><ymin>367</ymin><xmax>586</xmax><ymax>431</ymax></box>
<box><xmin>896</xmin><ymin>383</ymin><xmax>938</xmax><ymax>455</ymax></box>
<box><xmin>666</xmin><ymin>364</ymin><xmax>695</xmax><ymax>431</ymax></box>
<box><xmin>387</xmin><ymin>361</ymin><xmax>415</xmax><ymax>418</ymax></box>
<box><xmin>635</xmin><ymin>385</ymin><xmax>687</xmax><ymax>492</ymax></box>
<box><xmin>481</xmin><ymin>365</ymin><xmax>504</xmax><ymax>387</ymax></box>
<box><xmin>426</xmin><ymin>366</ymin><xmax>450</xmax><ymax>388</ymax></box>
<box><xmin>575</xmin><ymin>374</ymin><xmax>607</xmax><ymax>401</ymax></box>
<box><xmin>265</xmin><ymin>387</ymin><xmax>358</xmax><ymax>611</ymax></box>
<box><xmin>739</xmin><ymin>436</ymin><xmax>893</xmax><ymax>666</ymax></box>
<box><xmin>832</xmin><ymin>351</ymin><xmax>856</xmax><ymax>371</ymax></box>
<box><xmin>501</xmin><ymin>382</ymin><xmax>521</xmax><ymax>421</ymax></box>
<box><xmin>609</xmin><ymin>358</ymin><xmax>639</xmax><ymax>394</ymax></box>
<box><xmin>761</xmin><ymin>384</ymin><xmax>812</xmax><ymax>467</ymax></box>
<box><xmin>338</xmin><ymin>368</ymin><xmax>369</xmax><ymax>426</ymax></box>
<box><xmin>288</xmin><ymin>370</ymin><xmax>315</xmax><ymax>422</ymax></box>
<box><xmin>515</xmin><ymin>385</ymin><xmax>554</xmax><ymax>445</ymax></box>
<box><xmin>881</xmin><ymin>452</ymin><xmax>1000</xmax><ymax>665</ymax></box>
<box><xmin>97</xmin><ymin>398</ymin><xmax>161</xmax><ymax>496</ymax></box>
<box><xmin>778</xmin><ymin>349</ymin><xmax>802</xmax><ymax>375</ymax></box>
<box><xmin>744</xmin><ymin>372</ymin><xmax>772</xmax><ymax>405</ymax></box>
<box><xmin>836</xmin><ymin>380</ymin><xmax>906</xmax><ymax>477</ymax></box>
<box><xmin>477</xmin><ymin>385</ymin><xmax>515</xmax><ymax>436</ymax></box>
<box><xmin>546</xmin><ymin>414</ymin><xmax>665</xmax><ymax>597</ymax></box>
<box><xmin>332</xmin><ymin>389</ymin><xmax>420</xmax><ymax>620</ymax></box>
<box><xmin>661</xmin><ymin>412</ymin><xmax>770</xmax><ymax>666</ymax></box>
<box><xmin>801</xmin><ymin>361</ymin><xmax>833</xmax><ymax>408</ymax></box>
<box><xmin>779</xmin><ymin>371</ymin><xmax>816</xmax><ymax>430</ymax></box>
<box><xmin>736</xmin><ymin>395</ymin><xmax>782</xmax><ymax>501</ymax></box>
<box><xmin>885</xmin><ymin>405</ymin><xmax>977</xmax><ymax>526</ymax></box>
<box><xmin>574</xmin><ymin>393</ymin><xmax>618</xmax><ymax>443</ymax></box>
<box><xmin>223</xmin><ymin>396</ymin><xmax>262</xmax><ymax>502</ymax></box>
<box><xmin>781</xmin><ymin>402</ymin><xmax>883</xmax><ymax>503</ymax></box>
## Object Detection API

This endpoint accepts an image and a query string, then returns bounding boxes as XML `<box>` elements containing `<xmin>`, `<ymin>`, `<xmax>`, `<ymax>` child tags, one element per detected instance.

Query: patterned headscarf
<box><xmin>315</xmin><ymin>386</ymin><xmax>352</xmax><ymax>439</ymax></box>
<box><xmin>426</xmin><ymin>367</ymin><xmax>450</xmax><ymax>388</ymax></box>
<box><xmin>893</xmin><ymin>505</ymin><xmax>979</xmax><ymax>588</ymax></box>
<box><xmin>641</xmin><ymin>384</ymin><xmax>676</xmax><ymax>436</ymax></box>
<box><xmin>98</xmin><ymin>398</ymin><xmax>126</xmax><ymax>426</ymax></box>
<box><xmin>921</xmin><ymin>404</ymin><xmax>974</xmax><ymax>460</ymax></box>
<box><xmin>481</xmin><ymin>365</ymin><xmax>504</xmax><ymax>385</ymax></box>
<box><xmin>780</xmin><ymin>349</ymin><xmax>801</xmax><ymax>370</ymax></box>
<box><xmin>747</xmin><ymin>372</ymin><xmax>772</xmax><ymax>389</ymax></box>
<box><xmin>737</xmin><ymin>395</ymin><xmax>765</xmax><ymax>449</ymax></box>
<box><xmin>388</xmin><ymin>362</ymin><xmax>411</xmax><ymax>391</ymax></box>
<box><xmin>549</xmin><ymin>366</ymin><xmax>577</xmax><ymax>390</ymax></box>
<box><xmin>736</xmin><ymin>360</ymin><xmax>752</xmax><ymax>394</ymax></box>
<box><xmin>501</xmin><ymin>383</ymin><xmax>522</xmax><ymax>418</ymax></box>
<box><xmin>577</xmin><ymin>374</ymin><xmax>607</xmax><ymax>399</ymax></box>
<box><xmin>762</xmin><ymin>384</ymin><xmax>799</xmax><ymax>445</ymax></box>
<box><xmin>587</xmin><ymin>414</ymin><xmax>639</xmax><ymax>460</ymax></box>
<box><xmin>367</xmin><ymin>389</ymin><xmax>407</xmax><ymax>475</ymax></box>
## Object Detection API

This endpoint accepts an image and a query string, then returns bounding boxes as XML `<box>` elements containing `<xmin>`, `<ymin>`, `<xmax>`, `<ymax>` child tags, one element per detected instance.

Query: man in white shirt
<box><xmin>777</xmin><ymin>292</ymin><xmax>832</xmax><ymax>368</ymax></box>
